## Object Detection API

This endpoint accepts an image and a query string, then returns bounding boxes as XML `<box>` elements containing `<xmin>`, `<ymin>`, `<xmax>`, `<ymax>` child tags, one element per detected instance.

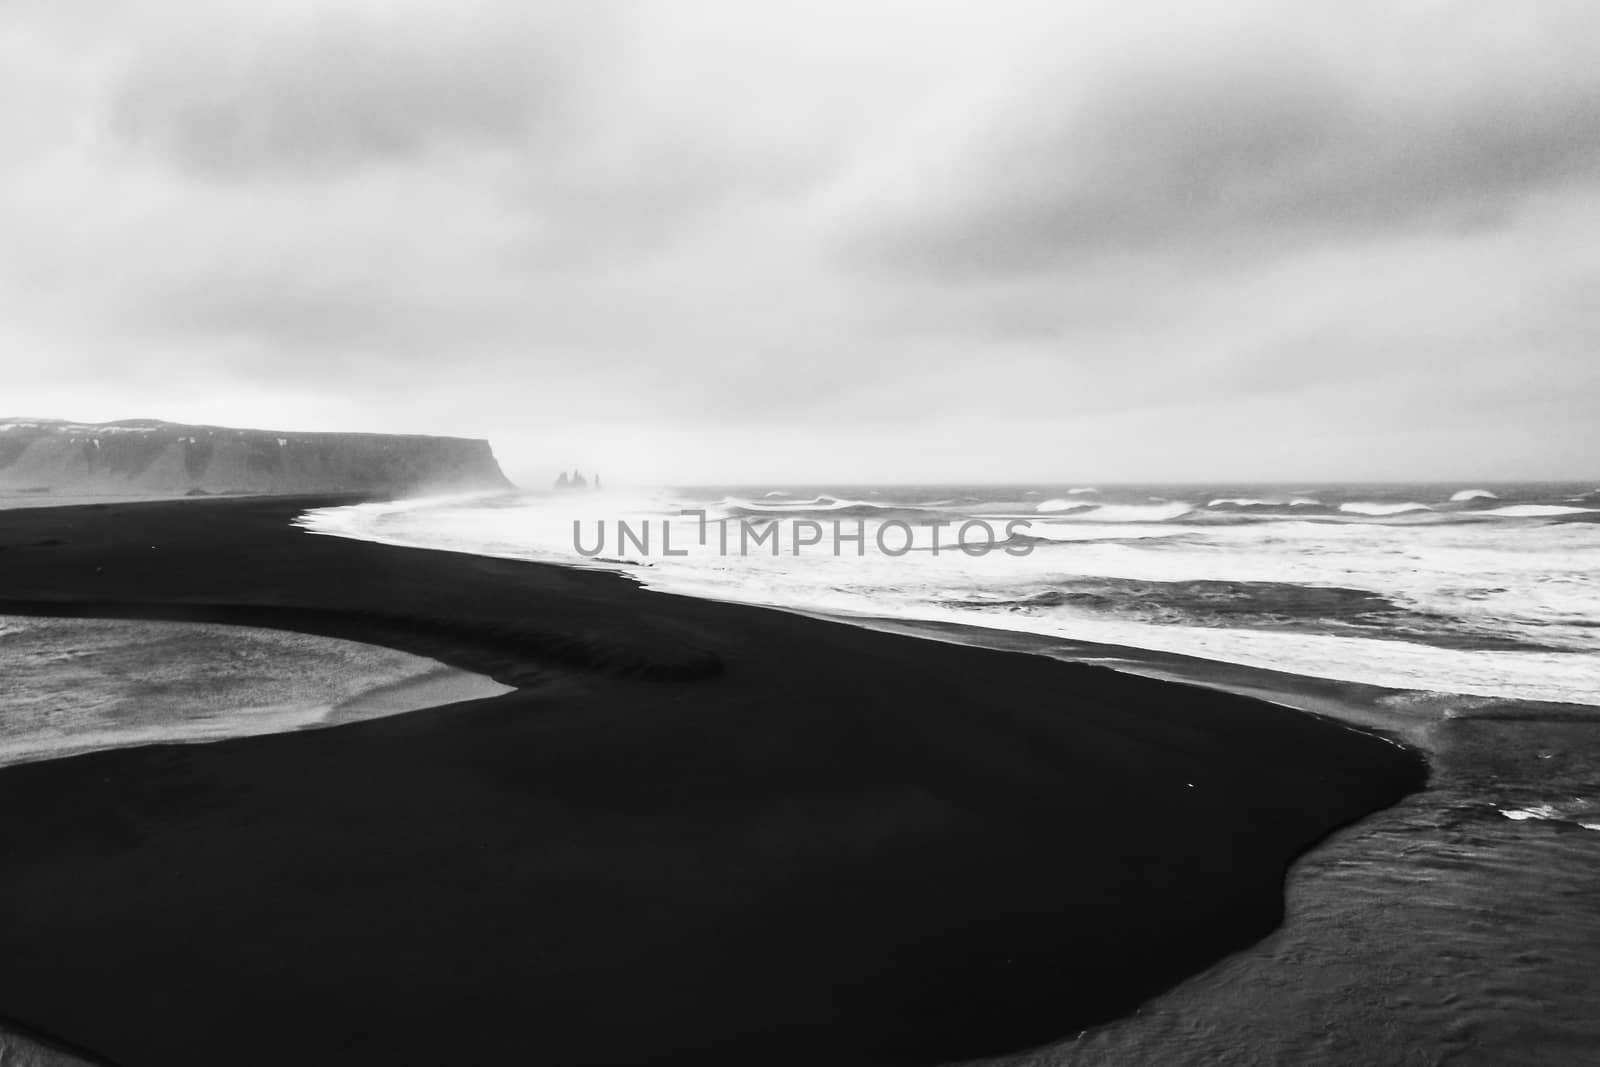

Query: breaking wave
<box><xmin>1340</xmin><ymin>502</ymin><xmax>1433</xmax><ymax>516</ymax></box>
<box><xmin>1036</xmin><ymin>498</ymin><xmax>1096</xmax><ymax>513</ymax></box>
<box><xmin>1063</xmin><ymin>502</ymin><xmax>1196</xmax><ymax>523</ymax></box>
<box><xmin>297</xmin><ymin>480</ymin><xmax>1600</xmax><ymax>705</ymax></box>
<box><xmin>1482</xmin><ymin>504</ymin><xmax>1597</xmax><ymax>518</ymax></box>
<box><xmin>720</xmin><ymin>495</ymin><xmax>891</xmax><ymax>515</ymax></box>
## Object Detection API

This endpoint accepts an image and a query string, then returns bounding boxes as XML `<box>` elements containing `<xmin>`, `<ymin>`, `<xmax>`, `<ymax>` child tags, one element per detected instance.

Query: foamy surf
<box><xmin>297</xmin><ymin>482</ymin><xmax>1600</xmax><ymax>706</ymax></box>
<box><xmin>1339</xmin><ymin>501</ymin><xmax>1433</xmax><ymax>516</ymax></box>
<box><xmin>1482</xmin><ymin>504</ymin><xmax>1597</xmax><ymax>518</ymax></box>
<box><xmin>1033</xmin><ymin>501</ymin><xmax>1194</xmax><ymax>521</ymax></box>
<box><xmin>1498</xmin><ymin>803</ymin><xmax>1600</xmax><ymax>831</ymax></box>
<box><xmin>1208</xmin><ymin>496</ymin><xmax>1323</xmax><ymax>508</ymax></box>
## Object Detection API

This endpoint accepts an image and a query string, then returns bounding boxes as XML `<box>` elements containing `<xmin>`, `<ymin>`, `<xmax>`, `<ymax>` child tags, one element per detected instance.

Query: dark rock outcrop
<box><xmin>554</xmin><ymin>468</ymin><xmax>599</xmax><ymax>492</ymax></box>
<box><xmin>0</xmin><ymin>418</ymin><xmax>513</xmax><ymax>497</ymax></box>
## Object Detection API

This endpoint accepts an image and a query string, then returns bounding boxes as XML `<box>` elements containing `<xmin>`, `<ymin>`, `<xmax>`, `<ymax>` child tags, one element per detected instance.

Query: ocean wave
<box><xmin>1036</xmin><ymin>498</ymin><xmax>1096</xmax><ymax>513</ymax></box>
<box><xmin>1450</xmin><ymin>489</ymin><xmax>1499</xmax><ymax>503</ymax></box>
<box><xmin>1339</xmin><ymin>502</ymin><xmax>1433</xmax><ymax>516</ymax></box>
<box><xmin>298</xmin><ymin>487</ymin><xmax>1600</xmax><ymax>706</ymax></box>
<box><xmin>1481</xmin><ymin>504</ymin><xmax>1598</xmax><ymax>518</ymax></box>
<box><xmin>1045</xmin><ymin>502</ymin><xmax>1196</xmax><ymax>523</ymax></box>
<box><xmin>1008</xmin><ymin>526</ymin><xmax>1187</xmax><ymax>544</ymax></box>
<box><xmin>1499</xmin><ymin>801</ymin><xmax>1600</xmax><ymax>832</ymax></box>
<box><xmin>718</xmin><ymin>496</ymin><xmax>967</xmax><ymax>521</ymax></box>
<box><xmin>720</xmin><ymin>495</ymin><xmax>880</xmax><ymax>513</ymax></box>
<box><xmin>1207</xmin><ymin>497</ymin><xmax>1328</xmax><ymax>511</ymax></box>
<box><xmin>1501</xmin><ymin>805</ymin><xmax>1563</xmax><ymax>822</ymax></box>
<box><xmin>1067</xmin><ymin>487</ymin><xmax>1098</xmax><ymax>495</ymax></box>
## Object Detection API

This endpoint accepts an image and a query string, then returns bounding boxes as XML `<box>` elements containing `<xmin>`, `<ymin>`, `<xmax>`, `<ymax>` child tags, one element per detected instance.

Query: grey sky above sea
<box><xmin>3</xmin><ymin>0</ymin><xmax>1597</xmax><ymax>484</ymax></box>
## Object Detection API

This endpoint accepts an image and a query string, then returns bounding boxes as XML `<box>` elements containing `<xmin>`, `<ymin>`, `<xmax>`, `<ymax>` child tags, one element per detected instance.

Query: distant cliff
<box><xmin>0</xmin><ymin>419</ymin><xmax>514</xmax><ymax>497</ymax></box>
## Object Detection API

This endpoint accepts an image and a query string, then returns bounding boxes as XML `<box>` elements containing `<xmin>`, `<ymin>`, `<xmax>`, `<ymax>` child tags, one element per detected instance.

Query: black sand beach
<box><xmin>0</xmin><ymin>498</ymin><xmax>1425</xmax><ymax>1067</ymax></box>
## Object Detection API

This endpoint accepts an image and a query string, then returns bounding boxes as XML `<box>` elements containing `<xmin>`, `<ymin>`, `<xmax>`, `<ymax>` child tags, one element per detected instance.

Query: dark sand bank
<box><xmin>0</xmin><ymin>497</ymin><xmax>1424</xmax><ymax>1067</ymax></box>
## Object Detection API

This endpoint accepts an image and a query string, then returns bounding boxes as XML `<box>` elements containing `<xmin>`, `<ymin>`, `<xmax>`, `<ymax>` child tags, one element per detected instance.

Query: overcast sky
<box><xmin>3</xmin><ymin>0</ymin><xmax>1597</xmax><ymax>484</ymax></box>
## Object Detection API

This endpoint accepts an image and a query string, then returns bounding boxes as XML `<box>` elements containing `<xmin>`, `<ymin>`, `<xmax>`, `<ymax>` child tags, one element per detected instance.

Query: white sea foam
<box><xmin>1451</xmin><ymin>489</ymin><xmax>1499</xmax><ymax>502</ymax></box>
<box><xmin>731</xmin><ymin>496</ymin><xmax>889</xmax><ymax>513</ymax></box>
<box><xmin>1058</xmin><ymin>502</ymin><xmax>1194</xmax><ymax>522</ymax></box>
<box><xmin>1339</xmin><ymin>502</ymin><xmax>1433</xmax><ymax>516</ymax></box>
<box><xmin>1208</xmin><ymin>496</ymin><xmax>1325</xmax><ymax>508</ymax></box>
<box><xmin>1500</xmin><ymin>805</ymin><xmax>1562</xmax><ymax>822</ymax></box>
<box><xmin>1033</xmin><ymin>500</ymin><xmax>1190</xmax><ymax>520</ymax></box>
<box><xmin>1499</xmin><ymin>802</ymin><xmax>1600</xmax><ymax>831</ymax></box>
<box><xmin>1019</xmin><ymin>525</ymin><xmax>1185</xmax><ymax>543</ymax></box>
<box><xmin>1481</xmin><ymin>504</ymin><xmax>1596</xmax><ymax>518</ymax></box>
<box><xmin>296</xmin><ymin>485</ymin><xmax>1600</xmax><ymax>706</ymax></box>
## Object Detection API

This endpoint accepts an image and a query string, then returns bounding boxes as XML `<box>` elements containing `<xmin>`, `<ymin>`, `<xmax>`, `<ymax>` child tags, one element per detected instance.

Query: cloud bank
<box><xmin>3</xmin><ymin>0</ymin><xmax>1597</xmax><ymax>483</ymax></box>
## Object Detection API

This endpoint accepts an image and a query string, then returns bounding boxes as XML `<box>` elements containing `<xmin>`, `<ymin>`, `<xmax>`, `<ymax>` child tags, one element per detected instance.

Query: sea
<box><xmin>297</xmin><ymin>481</ymin><xmax>1600</xmax><ymax>1066</ymax></box>
<box><xmin>299</xmin><ymin>481</ymin><xmax>1600</xmax><ymax>705</ymax></box>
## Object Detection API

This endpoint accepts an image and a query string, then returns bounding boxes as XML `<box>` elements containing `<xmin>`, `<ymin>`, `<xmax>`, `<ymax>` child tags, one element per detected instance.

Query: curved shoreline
<box><xmin>0</xmin><ymin>496</ymin><xmax>1426</xmax><ymax>1066</ymax></box>
<box><xmin>0</xmin><ymin>612</ymin><xmax>512</xmax><ymax>769</ymax></box>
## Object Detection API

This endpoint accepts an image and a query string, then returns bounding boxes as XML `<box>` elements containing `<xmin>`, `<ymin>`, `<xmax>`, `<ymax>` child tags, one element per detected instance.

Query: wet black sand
<box><xmin>0</xmin><ymin>497</ymin><xmax>1424</xmax><ymax>1066</ymax></box>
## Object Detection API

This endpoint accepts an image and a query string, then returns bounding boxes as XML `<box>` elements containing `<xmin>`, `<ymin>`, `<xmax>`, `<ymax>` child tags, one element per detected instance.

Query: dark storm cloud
<box><xmin>851</xmin><ymin>11</ymin><xmax>1600</xmax><ymax>277</ymax></box>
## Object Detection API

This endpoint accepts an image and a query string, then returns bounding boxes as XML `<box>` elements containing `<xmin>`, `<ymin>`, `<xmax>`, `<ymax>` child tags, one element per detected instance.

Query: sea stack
<box><xmin>555</xmin><ymin>468</ymin><xmax>598</xmax><ymax>492</ymax></box>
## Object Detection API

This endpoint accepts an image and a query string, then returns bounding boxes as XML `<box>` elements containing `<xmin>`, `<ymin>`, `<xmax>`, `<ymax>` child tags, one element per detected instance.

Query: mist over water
<box><xmin>302</xmin><ymin>480</ymin><xmax>1600</xmax><ymax>1065</ymax></box>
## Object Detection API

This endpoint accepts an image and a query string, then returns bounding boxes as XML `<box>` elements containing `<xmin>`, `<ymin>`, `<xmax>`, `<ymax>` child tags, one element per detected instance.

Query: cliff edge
<box><xmin>0</xmin><ymin>418</ymin><xmax>514</xmax><ymax>497</ymax></box>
